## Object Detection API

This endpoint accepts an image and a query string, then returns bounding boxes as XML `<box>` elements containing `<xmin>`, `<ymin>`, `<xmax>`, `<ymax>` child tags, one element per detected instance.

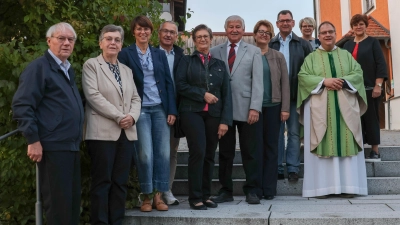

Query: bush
<box><xmin>0</xmin><ymin>0</ymin><xmax>190</xmax><ymax>224</ymax></box>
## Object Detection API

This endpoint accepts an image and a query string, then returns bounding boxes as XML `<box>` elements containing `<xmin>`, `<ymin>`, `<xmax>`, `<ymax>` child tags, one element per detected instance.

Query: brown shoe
<box><xmin>140</xmin><ymin>196</ymin><xmax>152</xmax><ymax>212</ymax></box>
<box><xmin>153</xmin><ymin>192</ymin><xmax>168</xmax><ymax>211</ymax></box>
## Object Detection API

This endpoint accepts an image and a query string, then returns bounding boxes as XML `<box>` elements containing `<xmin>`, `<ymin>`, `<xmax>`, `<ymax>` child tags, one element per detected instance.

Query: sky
<box><xmin>185</xmin><ymin>0</ymin><xmax>315</xmax><ymax>35</ymax></box>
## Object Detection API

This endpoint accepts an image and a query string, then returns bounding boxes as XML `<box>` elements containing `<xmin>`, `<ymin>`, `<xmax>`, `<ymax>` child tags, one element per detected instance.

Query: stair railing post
<box><xmin>36</xmin><ymin>163</ymin><xmax>43</xmax><ymax>225</ymax></box>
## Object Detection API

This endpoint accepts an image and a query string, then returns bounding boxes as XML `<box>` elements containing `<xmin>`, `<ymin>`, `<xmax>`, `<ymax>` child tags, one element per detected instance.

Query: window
<box><xmin>363</xmin><ymin>0</ymin><xmax>375</xmax><ymax>13</ymax></box>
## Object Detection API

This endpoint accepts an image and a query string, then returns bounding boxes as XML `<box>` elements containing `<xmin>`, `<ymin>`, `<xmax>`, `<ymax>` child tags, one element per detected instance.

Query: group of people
<box><xmin>11</xmin><ymin>8</ymin><xmax>387</xmax><ymax>225</ymax></box>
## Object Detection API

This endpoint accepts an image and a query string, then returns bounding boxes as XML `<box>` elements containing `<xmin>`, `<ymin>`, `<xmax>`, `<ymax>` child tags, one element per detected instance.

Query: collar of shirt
<box><xmin>135</xmin><ymin>44</ymin><xmax>153</xmax><ymax>70</ymax></box>
<box><xmin>160</xmin><ymin>45</ymin><xmax>175</xmax><ymax>55</ymax></box>
<box><xmin>319</xmin><ymin>45</ymin><xmax>337</xmax><ymax>51</ymax></box>
<box><xmin>47</xmin><ymin>49</ymin><xmax>71</xmax><ymax>79</ymax></box>
<box><xmin>227</xmin><ymin>39</ymin><xmax>242</xmax><ymax>56</ymax></box>
<box><xmin>198</xmin><ymin>52</ymin><xmax>211</xmax><ymax>64</ymax></box>
<box><xmin>278</xmin><ymin>32</ymin><xmax>292</xmax><ymax>44</ymax></box>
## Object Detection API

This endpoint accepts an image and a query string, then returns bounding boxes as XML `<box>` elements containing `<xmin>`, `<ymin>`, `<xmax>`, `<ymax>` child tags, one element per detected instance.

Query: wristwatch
<box><xmin>376</xmin><ymin>83</ymin><xmax>382</xmax><ymax>87</ymax></box>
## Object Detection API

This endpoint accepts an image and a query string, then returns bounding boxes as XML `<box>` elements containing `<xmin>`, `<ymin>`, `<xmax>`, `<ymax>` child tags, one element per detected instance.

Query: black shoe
<box><xmin>245</xmin><ymin>193</ymin><xmax>260</xmax><ymax>204</ymax></box>
<box><xmin>288</xmin><ymin>172</ymin><xmax>299</xmax><ymax>182</ymax></box>
<box><xmin>264</xmin><ymin>195</ymin><xmax>274</xmax><ymax>200</ymax></box>
<box><xmin>203</xmin><ymin>200</ymin><xmax>218</xmax><ymax>208</ymax></box>
<box><xmin>189</xmin><ymin>202</ymin><xmax>207</xmax><ymax>210</ymax></box>
<box><xmin>365</xmin><ymin>151</ymin><xmax>381</xmax><ymax>162</ymax></box>
<box><xmin>210</xmin><ymin>192</ymin><xmax>234</xmax><ymax>203</ymax></box>
<box><xmin>278</xmin><ymin>173</ymin><xmax>285</xmax><ymax>180</ymax></box>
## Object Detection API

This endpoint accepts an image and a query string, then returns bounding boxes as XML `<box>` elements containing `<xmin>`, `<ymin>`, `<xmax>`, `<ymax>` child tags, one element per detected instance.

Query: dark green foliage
<box><xmin>0</xmin><ymin>0</ymin><xmax>190</xmax><ymax>224</ymax></box>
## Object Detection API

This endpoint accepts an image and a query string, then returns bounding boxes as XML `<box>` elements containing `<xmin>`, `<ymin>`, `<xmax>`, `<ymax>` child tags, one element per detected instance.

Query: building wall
<box><xmin>317</xmin><ymin>0</ymin><xmax>343</xmax><ymax>37</ymax></box>
<box><xmin>384</xmin><ymin>0</ymin><xmax>399</xmax><ymax>129</ymax></box>
<box><xmin>370</xmin><ymin>0</ymin><xmax>390</xmax><ymax>28</ymax></box>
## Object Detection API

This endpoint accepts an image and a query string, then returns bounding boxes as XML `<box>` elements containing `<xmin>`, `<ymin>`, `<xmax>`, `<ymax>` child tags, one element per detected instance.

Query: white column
<box><xmin>386</xmin><ymin>0</ymin><xmax>400</xmax><ymax>129</ymax></box>
<box><xmin>340</xmin><ymin>0</ymin><xmax>351</xmax><ymax>37</ymax></box>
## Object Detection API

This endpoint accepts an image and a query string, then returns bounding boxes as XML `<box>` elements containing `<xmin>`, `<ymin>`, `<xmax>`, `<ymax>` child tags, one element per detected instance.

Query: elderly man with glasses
<box><xmin>12</xmin><ymin>22</ymin><xmax>84</xmax><ymax>225</ymax></box>
<box><xmin>157</xmin><ymin>21</ymin><xmax>185</xmax><ymax>206</ymax></box>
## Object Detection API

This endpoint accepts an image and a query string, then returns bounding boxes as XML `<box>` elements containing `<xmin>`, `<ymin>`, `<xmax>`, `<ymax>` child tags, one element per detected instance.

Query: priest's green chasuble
<box><xmin>297</xmin><ymin>47</ymin><xmax>367</xmax><ymax>157</ymax></box>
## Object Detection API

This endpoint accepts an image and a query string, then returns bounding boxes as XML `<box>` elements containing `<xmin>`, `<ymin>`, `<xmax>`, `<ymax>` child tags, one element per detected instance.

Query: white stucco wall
<box><xmin>386</xmin><ymin>0</ymin><xmax>400</xmax><ymax>129</ymax></box>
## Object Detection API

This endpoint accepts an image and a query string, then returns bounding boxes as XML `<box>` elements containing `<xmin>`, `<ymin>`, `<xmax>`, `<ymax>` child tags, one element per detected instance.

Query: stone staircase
<box><xmin>123</xmin><ymin>130</ymin><xmax>400</xmax><ymax>224</ymax></box>
<box><xmin>171</xmin><ymin>146</ymin><xmax>400</xmax><ymax>195</ymax></box>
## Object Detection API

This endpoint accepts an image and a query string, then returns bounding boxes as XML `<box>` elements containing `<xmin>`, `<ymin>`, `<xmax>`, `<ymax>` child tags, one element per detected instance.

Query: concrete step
<box><xmin>123</xmin><ymin>195</ymin><xmax>400</xmax><ymax>225</ymax></box>
<box><xmin>174</xmin><ymin>161</ymin><xmax>400</xmax><ymax>179</ymax></box>
<box><xmin>177</xmin><ymin>146</ymin><xmax>400</xmax><ymax>164</ymax></box>
<box><xmin>171</xmin><ymin>177</ymin><xmax>400</xmax><ymax>196</ymax></box>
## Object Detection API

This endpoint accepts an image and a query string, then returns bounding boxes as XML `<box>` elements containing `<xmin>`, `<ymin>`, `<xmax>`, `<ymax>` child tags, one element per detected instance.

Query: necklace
<box><xmin>354</xmin><ymin>34</ymin><xmax>367</xmax><ymax>43</ymax></box>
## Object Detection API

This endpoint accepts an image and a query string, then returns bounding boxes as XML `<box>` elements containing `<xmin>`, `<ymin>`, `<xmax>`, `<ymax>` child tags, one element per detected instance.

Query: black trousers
<box><xmin>361</xmin><ymin>90</ymin><xmax>381</xmax><ymax>145</ymax></box>
<box><xmin>261</xmin><ymin>105</ymin><xmax>281</xmax><ymax>196</ymax></box>
<box><xmin>38</xmin><ymin>151</ymin><xmax>81</xmax><ymax>225</ymax></box>
<box><xmin>86</xmin><ymin>130</ymin><xmax>134</xmax><ymax>225</ymax></box>
<box><xmin>180</xmin><ymin>111</ymin><xmax>220</xmax><ymax>204</ymax></box>
<box><xmin>218</xmin><ymin>119</ymin><xmax>263</xmax><ymax>195</ymax></box>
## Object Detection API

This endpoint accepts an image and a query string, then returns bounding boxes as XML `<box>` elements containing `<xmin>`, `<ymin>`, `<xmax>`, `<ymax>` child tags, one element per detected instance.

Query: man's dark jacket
<box><xmin>269</xmin><ymin>32</ymin><xmax>313</xmax><ymax>101</ymax></box>
<box><xmin>12</xmin><ymin>50</ymin><xmax>84</xmax><ymax>151</ymax></box>
<box><xmin>175</xmin><ymin>51</ymin><xmax>233</xmax><ymax>126</ymax></box>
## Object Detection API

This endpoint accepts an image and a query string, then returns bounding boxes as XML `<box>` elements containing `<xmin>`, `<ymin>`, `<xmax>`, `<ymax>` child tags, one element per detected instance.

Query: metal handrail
<box><xmin>1</xmin><ymin>129</ymin><xmax>42</xmax><ymax>225</ymax></box>
<box><xmin>0</xmin><ymin>129</ymin><xmax>18</xmax><ymax>141</ymax></box>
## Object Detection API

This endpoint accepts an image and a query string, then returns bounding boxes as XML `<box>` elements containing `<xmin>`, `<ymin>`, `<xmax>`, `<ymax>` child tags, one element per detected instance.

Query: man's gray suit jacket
<box><xmin>210</xmin><ymin>40</ymin><xmax>263</xmax><ymax>122</ymax></box>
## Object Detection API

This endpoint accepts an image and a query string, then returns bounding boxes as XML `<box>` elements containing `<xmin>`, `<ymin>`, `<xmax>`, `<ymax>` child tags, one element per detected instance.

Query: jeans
<box><xmin>278</xmin><ymin>100</ymin><xmax>300</xmax><ymax>174</ymax></box>
<box><xmin>180</xmin><ymin>111</ymin><xmax>220</xmax><ymax>203</ymax></box>
<box><xmin>134</xmin><ymin>104</ymin><xmax>170</xmax><ymax>194</ymax></box>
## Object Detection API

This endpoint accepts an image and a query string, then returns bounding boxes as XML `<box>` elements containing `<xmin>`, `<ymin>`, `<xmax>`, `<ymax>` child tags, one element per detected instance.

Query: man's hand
<box><xmin>119</xmin><ymin>115</ymin><xmax>135</xmax><ymax>129</ymax></box>
<box><xmin>281</xmin><ymin>111</ymin><xmax>290</xmax><ymax>121</ymax></box>
<box><xmin>324</xmin><ymin>78</ymin><xmax>344</xmax><ymax>91</ymax></box>
<box><xmin>27</xmin><ymin>141</ymin><xmax>43</xmax><ymax>162</ymax></box>
<box><xmin>218</xmin><ymin>124</ymin><xmax>228</xmax><ymax>139</ymax></box>
<box><xmin>167</xmin><ymin>115</ymin><xmax>176</xmax><ymax>125</ymax></box>
<box><xmin>372</xmin><ymin>85</ymin><xmax>381</xmax><ymax>98</ymax></box>
<box><xmin>204</xmin><ymin>92</ymin><xmax>218</xmax><ymax>104</ymax></box>
<box><xmin>247</xmin><ymin>109</ymin><xmax>259</xmax><ymax>125</ymax></box>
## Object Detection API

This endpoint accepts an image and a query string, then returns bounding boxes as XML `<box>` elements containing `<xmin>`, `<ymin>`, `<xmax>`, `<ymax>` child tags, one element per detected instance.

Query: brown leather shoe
<box><xmin>153</xmin><ymin>192</ymin><xmax>168</xmax><ymax>211</ymax></box>
<box><xmin>140</xmin><ymin>196</ymin><xmax>152</xmax><ymax>212</ymax></box>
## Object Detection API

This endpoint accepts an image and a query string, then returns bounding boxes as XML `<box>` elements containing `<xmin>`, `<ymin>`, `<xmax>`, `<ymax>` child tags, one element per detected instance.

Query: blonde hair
<box><xmin>299</xmin><ymin>17</ymin><xmax>316</xmax><ymax>29</ymax></box>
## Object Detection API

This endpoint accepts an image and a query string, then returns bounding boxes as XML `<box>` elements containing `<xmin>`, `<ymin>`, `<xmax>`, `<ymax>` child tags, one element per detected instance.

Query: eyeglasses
<box><xmin>135</xmin><ymin>27</ymin><xmax>151</xmax><ymax>33</ymax></box>
<box><xmin>277</xmin><ymin>19</ymin><xmax>293</xmax><ymax>24</ymax></box>
<box><xmin>196</xmin><ymin>35</ymin><xmax>210</xmax><ymax>40</ymax></box>
<box><xmin>102</xmin><ymin>36</ymin><xmax>122</xmax><ymax>44</ymax></box>
<box><xmin>257</xmin><ymin>30</ymin><xmax>272</xmax><ymax>36</ymax></box>
<box><xmin>160</xmin><ymin>29</ymin><xmax>177</xmax><ymax>35</ymax></box>
<box><xmin>319</xmin><ymin>30</ymin><xmax>335</xmax><ymax>35</ymax></box>
<box><xmin>52</xmin><ymin>36</ymin><xmax>76</xmax><ymax>43</ymax></box>
<box><xmin>301</xmin><ymin>25</ymin><xmax>314</xmax><ymax>28</ymax></box>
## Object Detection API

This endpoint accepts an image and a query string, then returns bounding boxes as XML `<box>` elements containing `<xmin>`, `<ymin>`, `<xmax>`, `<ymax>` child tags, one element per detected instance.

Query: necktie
<box><xmin>228</xmin><ymin>43</ymin><xmax>236</xmax><ymax>73</ymax></box>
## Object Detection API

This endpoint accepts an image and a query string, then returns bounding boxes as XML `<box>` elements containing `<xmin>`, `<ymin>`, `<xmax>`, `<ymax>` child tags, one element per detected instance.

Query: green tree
<box><xmin>0</xmin><ymin>0</ymin><xmax>189</xmax><ymax>224</ymax></box>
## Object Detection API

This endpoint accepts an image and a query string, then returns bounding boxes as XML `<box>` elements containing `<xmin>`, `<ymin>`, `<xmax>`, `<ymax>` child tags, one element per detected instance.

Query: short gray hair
<box><xmin>46</xmin><ymin>22</ymin><xmax>77</xmax><ymax>39</ymax></box>
<box><xmin>99</xmin><ymin>24</ymin><xmax>124</xmax><ymax>42</ymax></box>
<box><xmin>159</xmin><ymin>21</ymin><xmax>178</xmax><ymax>32</ymax></box>
<box><xmin>224</xmin><ymin>15</ymin><xmax>245</xmax><ymax>29</ymax></box>
<box><xmin>299</xmin><ymin>17</ymin><xmax>316</xmax><ymax>29</ymax></box>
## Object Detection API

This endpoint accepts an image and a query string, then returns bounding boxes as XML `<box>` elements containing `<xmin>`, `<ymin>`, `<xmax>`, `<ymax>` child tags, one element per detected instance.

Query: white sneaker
<box><xmin>162</xmin><ymin>190</ymin><xmax>179</xmax><ymax>205</ymax></box>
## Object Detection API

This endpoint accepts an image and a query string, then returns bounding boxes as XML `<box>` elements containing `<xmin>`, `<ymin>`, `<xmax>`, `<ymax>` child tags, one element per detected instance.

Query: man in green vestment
<box><xmin>297</xmin><ymin>21</ymin><xmax>368</xmax><ymax>198</ymax></box>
